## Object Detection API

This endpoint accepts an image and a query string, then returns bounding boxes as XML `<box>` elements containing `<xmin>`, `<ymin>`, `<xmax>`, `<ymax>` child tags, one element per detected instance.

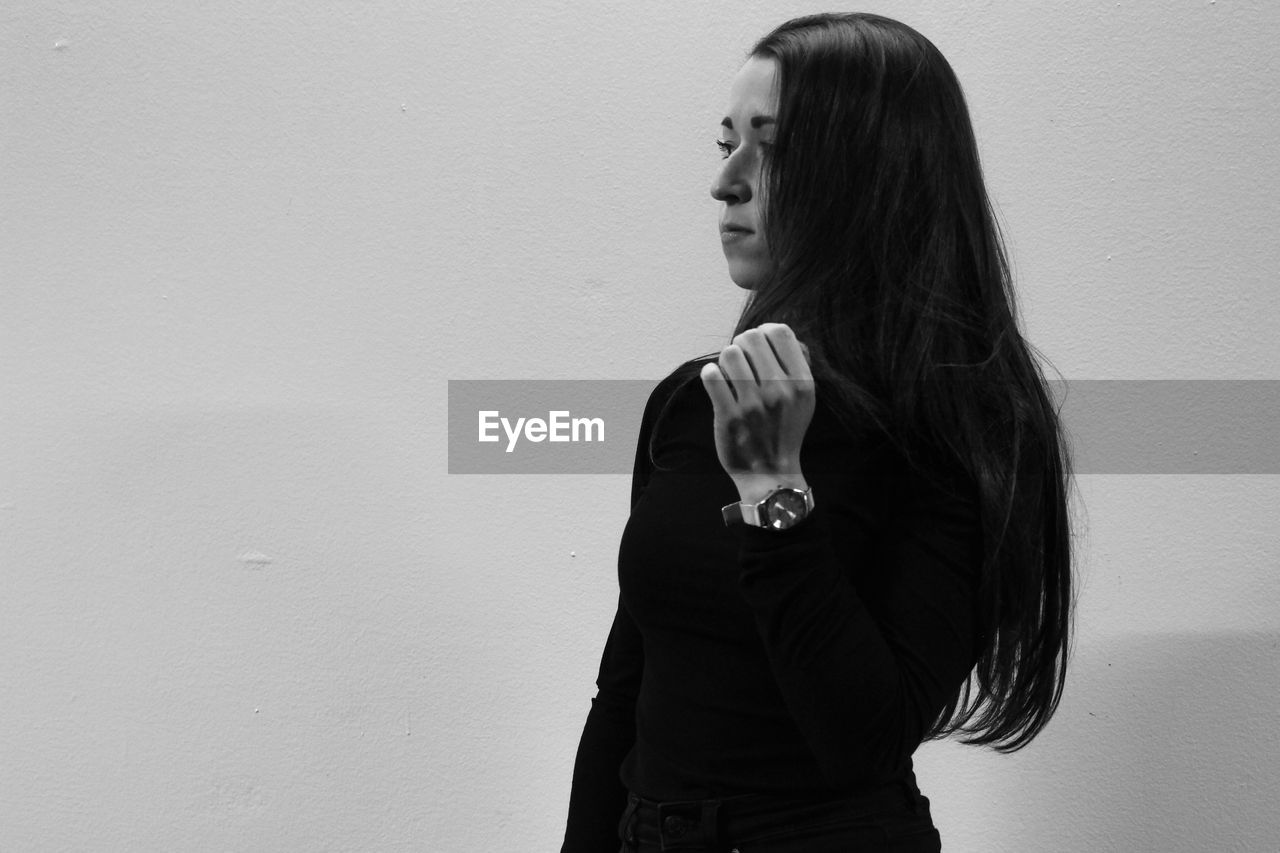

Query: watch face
<box><xmin>762</xmin><ymin>489</ymin><xmax>808</xmax><ymax>529</ymax></box>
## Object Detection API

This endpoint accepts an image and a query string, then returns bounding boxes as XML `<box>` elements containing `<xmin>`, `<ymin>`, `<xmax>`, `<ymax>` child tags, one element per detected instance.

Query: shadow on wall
<box><xmin>985</xmin><ymin>630</ymin><xmax>1280</xmax><ymax>852</ymax></box>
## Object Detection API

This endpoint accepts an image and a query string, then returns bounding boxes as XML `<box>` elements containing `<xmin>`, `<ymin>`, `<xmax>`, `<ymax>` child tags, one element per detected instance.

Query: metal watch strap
<box><xmin>721</xmin><ymin>485</ymin><xmax>814</xmax><ymax>529</ymax></box>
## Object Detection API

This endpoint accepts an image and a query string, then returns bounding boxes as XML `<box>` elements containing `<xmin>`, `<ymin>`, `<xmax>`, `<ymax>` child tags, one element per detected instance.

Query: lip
<box><xmin>719</xmin><ymin>222</ymin><xmax>754</xmax><ymax>234</ymax></box>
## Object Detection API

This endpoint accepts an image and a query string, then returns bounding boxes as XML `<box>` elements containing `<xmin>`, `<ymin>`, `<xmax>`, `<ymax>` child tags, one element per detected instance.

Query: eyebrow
<box><xmin>720</xmin><ymin>116</ymin><xmax>776</xmax><ymax>130</ymax></box>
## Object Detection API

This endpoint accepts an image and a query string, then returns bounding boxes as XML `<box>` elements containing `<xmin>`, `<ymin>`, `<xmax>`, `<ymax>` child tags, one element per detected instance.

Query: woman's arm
<box><xmin>561</xmin><ymin>373</ymin><xmax>678</xmax><ymax>851</ymax></box>
<box><xmin>702</xmin><ymin>324</ymin><xmax>983</xmax><ymax>787</ymax></box>
<box><xmin>559</xmin><ymin>597</ymin><xmax>644</xmax><ymax>851</ymax></box>
<box><xmin>560</xmin><ymin>594</ymin><xmax>645</xmax><ymax>845</ymax></box>
<box><xmin>735</xmin><ymin>462</ymin><xmax>983</xmax><ymax>789</ymax></box>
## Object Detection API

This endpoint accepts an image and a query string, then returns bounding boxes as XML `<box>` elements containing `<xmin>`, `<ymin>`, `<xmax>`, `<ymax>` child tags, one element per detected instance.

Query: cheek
<box><xmin>750</xmin><ymin>233</ymin><xmax>772</xmax><ymax>264</ymax></box>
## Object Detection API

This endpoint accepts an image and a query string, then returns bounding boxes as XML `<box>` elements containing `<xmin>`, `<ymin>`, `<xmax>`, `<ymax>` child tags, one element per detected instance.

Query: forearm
<box><xmin>561</xmin><ymin>693</ymin><xmax>635</xmax><ymax>852</ymax></box>
<box><xmin>562</xmin><ymin>596</ymin><xmax>644</xmax><ymax>851</ymax></box>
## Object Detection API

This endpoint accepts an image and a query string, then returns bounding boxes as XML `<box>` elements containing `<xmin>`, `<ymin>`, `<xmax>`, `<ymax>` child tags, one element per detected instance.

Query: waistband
<box><xmin>629</xmin><ymin>777</ymin><xmax>925</xmax><ymax>818</ymax></box>
<box><xmin>620</xmin><ymin>779</ymin><xmax>931</xmax><ymax>848</ymax></box>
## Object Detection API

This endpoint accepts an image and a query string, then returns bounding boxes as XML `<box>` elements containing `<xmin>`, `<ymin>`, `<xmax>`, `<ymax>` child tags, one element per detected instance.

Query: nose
<box><xmin>710</xmin><ymin>155</ymin><xmax>751</xmax><ymax>205</ymax></box>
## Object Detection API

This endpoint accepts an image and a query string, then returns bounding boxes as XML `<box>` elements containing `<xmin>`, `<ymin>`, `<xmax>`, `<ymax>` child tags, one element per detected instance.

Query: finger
<box><xmin>760</xmin><ymin>323</ymin><xmax>813</xmax><ymax>380</ymax></box>
<box><xmin>699</xmin><ymin>361</ymin><xmax>738</xmax><ymax>413</ymax></box>
<box><xmin>732</xmin><ymin>328</ymin><xmax>786</xmax><ymax>383</ymax></box>
<box><xmin>717</xmin><ymin>344</ymin><xmax>761</xmax><ymax>408</ymax></box>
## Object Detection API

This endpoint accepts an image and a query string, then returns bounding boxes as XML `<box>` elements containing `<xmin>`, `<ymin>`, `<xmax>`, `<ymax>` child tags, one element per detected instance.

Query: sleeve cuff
<box><xmin>734</xmin><ymin>498</ymin><xmax>833</xmax><ymax>557</ymax></box>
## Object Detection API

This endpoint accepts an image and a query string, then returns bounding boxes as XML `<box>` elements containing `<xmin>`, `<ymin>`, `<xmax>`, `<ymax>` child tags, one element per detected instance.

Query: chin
<box><xmin>727</xmin><ymin>262</ymin><xmax>766</xmax><ymax>291</ymax></box>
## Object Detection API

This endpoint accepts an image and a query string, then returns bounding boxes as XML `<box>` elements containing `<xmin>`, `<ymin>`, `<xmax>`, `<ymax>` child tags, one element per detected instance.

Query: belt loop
<box><xmin>701</xmin><ymin>798</ymin><xmax>721</xmax><ymax>843</ymax></box>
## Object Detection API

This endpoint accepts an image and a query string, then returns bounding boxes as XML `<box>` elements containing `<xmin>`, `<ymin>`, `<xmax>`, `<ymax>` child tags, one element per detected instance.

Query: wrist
<box><xmin>734</xmin><ymin>472</ymin><xmax>810</xmax><ymax>505</ymax></box>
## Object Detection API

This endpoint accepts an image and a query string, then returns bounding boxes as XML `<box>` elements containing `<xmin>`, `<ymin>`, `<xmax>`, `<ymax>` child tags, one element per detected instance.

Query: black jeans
<box><xmin>616</xmin><ymin>781</ymin><xmax>941</xmax><ymax>853</ymax></box>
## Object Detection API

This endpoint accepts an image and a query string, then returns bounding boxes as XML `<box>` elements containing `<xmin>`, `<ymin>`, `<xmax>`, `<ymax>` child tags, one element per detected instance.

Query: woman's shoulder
<box><xmin>666</xmin><ymin>352</ymin><xmax>720</xmax><ymax>384</ymax></box>
<box><xmin>642</xmin><ymin>354</ymin><xmax>719</xmax><ymax>415</ymax></box>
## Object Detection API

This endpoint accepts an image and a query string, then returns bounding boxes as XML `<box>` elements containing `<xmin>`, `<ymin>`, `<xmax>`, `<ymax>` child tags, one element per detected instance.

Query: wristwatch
<box><xmin>722</xmin><ymin>485</ymin><xmax>815</xmax><ymax>531</ymax></box>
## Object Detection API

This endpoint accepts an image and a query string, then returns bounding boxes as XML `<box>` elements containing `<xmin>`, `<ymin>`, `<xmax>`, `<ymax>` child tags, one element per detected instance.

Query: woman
<box><xmin>562</xmin><ymin>12</ymin><xmax>1074</xmax><ymax>852</ymax></box>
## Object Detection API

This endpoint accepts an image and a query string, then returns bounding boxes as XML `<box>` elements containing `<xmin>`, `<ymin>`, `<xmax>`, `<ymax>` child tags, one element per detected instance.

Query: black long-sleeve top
<box><xmin>561</xmin><ymin>357</ymin><xmax>985</xmax><ymax>851</ymax></box>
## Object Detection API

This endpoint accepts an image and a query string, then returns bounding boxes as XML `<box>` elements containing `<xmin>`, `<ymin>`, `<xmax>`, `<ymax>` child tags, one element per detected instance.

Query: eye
<box><xmin>716</xmin><ymin>139</ymin><xmax>734</xmax><ymax>159</ymax></box>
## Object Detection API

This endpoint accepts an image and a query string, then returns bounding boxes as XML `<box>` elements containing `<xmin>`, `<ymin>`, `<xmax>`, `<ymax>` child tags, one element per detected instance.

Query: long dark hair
<box><xmin>651</xmin><ymin>12</ymin><xmax>1075</xmax><ymax>753</ymax></box>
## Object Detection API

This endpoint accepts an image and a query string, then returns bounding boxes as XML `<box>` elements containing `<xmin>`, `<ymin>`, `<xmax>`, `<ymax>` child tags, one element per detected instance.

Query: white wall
<box><xmin>3</xmin><ymin>2</ymin><xmax>1278</xmax><ymax>850</ymax></box>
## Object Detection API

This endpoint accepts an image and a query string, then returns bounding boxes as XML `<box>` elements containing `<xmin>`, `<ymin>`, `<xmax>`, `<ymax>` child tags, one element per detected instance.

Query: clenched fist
<box><xmin>699</xmin><ymin>323</ymin><xmax>815</xmax><ymax>504</ymax></box>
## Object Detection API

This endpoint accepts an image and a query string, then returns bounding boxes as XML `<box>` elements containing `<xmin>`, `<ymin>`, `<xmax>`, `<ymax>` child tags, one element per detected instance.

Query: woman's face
<box><xmin>711</xmin><ymin>55</ymin><xmax>779</xmax><ymax>291</ymax></box>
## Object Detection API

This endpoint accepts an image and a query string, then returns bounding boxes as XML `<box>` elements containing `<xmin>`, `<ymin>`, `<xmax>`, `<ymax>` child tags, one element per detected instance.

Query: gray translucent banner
<box><xmin>447</xmin><ymin>380</ymin><xmax>1280</xmax><ymax>474</ymax></box>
